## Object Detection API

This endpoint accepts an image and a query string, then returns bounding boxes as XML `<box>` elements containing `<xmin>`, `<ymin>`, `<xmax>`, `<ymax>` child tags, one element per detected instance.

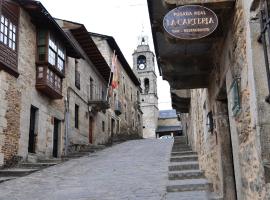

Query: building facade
<box><xmin>0</xmin><ymin>0</ymin><xmax>143</xmax><ymax>168</ymax></box>
<box><xmin>148</xmin><ymin>0</ymin><xmax>270</xmax><ymax>199</ymax></box>
<box><xmin>132</xmin><ymin>37</ymin><xmax>158</xmax><ymax>138</ymax></box>
<box><xmin>91</xmin><ymin>33</ymin><xmax>143</xmax><ymax>142</ymax></box>
<box><xmin>0</xmin><ymin>0</ymin><xmax>82</xmax><ymax>166</ymax></box>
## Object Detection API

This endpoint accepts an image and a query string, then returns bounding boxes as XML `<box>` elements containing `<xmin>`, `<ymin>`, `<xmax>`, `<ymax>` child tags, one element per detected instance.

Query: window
<box><xmin>75</xmin><ymin>60</ymin><xmax>80</xmax><ymax>90</ymax></box>
<box><xmin>37</xmin><ymin>30</ymin><xmax>46</xmax><ymax>61</ymax></box>
<box><xmin>0</xmin><ymin>1</ymin><xmax>19</xmax><ymax>75</ymax></box>
<box><xmin>102</xmin><ymin>121</ymin><xmax>105</xmax><ymax>132</ymax></box>
<box><xmin>89</xmin><ymin>77</ymin><xmax>94</xmax><ymax>100</ymax></box>
<box><xmin>48</xmin><ymin>34</ymin><xmax>65</xmax><ymax>72</ymax></box>
<box><xmin>0</xmin><ymin>15</ymin><xmax>16</xmax><ymax>51</ymax></box>
<box><xmin>75</xmin><ymin>104</ymin><xmax>79</xmax><ymax>129</ymax></box>
<box><xmin>144</xmin><ymin>78</ymin><xmax>149</xmax><ymax>94</ymax></box>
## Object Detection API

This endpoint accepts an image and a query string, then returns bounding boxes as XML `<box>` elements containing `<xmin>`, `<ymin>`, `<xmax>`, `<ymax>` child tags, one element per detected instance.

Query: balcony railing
<box><xmin>36</xmin><ymin>65</ymin><xmax>62</xmax><ymax>99</ymax></box>
<box><xmin>88</xmin><ymin>96</ymin><xmax>110</xmax><ymax>113</ymax></box>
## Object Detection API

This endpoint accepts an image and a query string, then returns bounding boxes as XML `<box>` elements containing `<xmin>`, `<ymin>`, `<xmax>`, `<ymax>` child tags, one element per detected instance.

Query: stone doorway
<box><xmin>53</xmin><ymin>118</ymin><xmax>60</xmax><ymax>158</ymax></box>
<box><xmin>89</xmin><ymin>116</ymin><xmax>94</xmax><ymax>144</ymax></box>
<box><xmin>28</xmin><ymin>106</ymin><xmax>38</xmax><ymax>153</ymax></box>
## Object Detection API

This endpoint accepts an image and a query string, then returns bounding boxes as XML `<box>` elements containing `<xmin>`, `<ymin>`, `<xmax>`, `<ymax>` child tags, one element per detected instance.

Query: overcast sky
<box><xmin>39</xmin><ymin>0</ymin><xmax>172</xmax><ymax>110</ymax></box>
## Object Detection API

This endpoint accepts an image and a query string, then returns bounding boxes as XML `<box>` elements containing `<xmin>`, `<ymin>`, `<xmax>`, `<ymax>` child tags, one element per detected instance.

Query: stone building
<box><xmin>56</xmin><ymin>19</ymin><xmax>112</xmax><ymax>148</ymax></box>
<box><xmin>0</xmin><ymin>0</ymin><xmax>143</xmax><ymax>168</ymax></box>
<box><xmin>0</xmin><ymin>0</ymin><xmax>82</xmax><ymax>166</ymax></box>
<box><xmin>156</xmin><ymin>109</ymin><xmax>182</xmax><ymax>138</ymax></box>
<box><xmin>132</xmin><ymin>36</ymin><xmax>158</xmax><ymax>138</ymax></box>
<box><xmin>90</xmin><ymin>33</ymin><xmax>143</xmax><ymax>142</ymax></box>
<box><xmin>148</xmin><ymin>0</ymin><xmax>270</xmax><ymax>199</ymax></box>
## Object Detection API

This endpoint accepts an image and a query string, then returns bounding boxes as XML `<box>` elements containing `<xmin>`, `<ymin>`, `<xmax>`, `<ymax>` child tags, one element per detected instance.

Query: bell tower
<box><xmin>132</xmin><ymin>35</ymin><xmax>158</xmax><ymax>138</ymax></box>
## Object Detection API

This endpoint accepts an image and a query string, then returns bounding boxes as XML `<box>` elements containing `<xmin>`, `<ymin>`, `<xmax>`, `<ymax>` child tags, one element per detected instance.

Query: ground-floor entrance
<box><xmin>53</xmin><ymin>118</ymin><xmax>60</xmax><ymax>158</ymax></box>
<box><xmin>28</xmin><ymin>106</ymin><xmax>38</xmax><ymax>153</ymax></box>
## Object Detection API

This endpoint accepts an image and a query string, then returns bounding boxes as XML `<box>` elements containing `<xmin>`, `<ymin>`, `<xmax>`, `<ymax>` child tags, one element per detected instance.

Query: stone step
<box><xmin>169</xmin><ymin>170</ymin><xmax>204</xmax><ymax>180</ymax></box>
<box><xmin>172</xmin><ymin>148</ymin><xmax>192</xmax><ymax>152</ymax></box>
<box><xmin>166</xmin><ymin>191</ymin><xmax>211</xmax><ymax>200</ymax></box>
<box><xmin>0</xmin><ymin>176</ymin><xmax>17</xmax><ymax>183</ymax></box>
<box><xmin>172</xmin><ymin>145</ymin><xmax>191</xmax><ymax>148</ymax></box>
<box><xmin>169</xmin><ymin>162</ymin><xmax>199</xmax><ymax>171</ymax></box>
<box><xmin>167</xmin><ymin>178</ymin><xmax>211</xmax><ymax>192</ymax></box>
<box><xmin>37</xmin><ymin>158</ymin><xmax>63</xmax><ymax>163</ymax></box>
<box><xmin>18</xmin><ymin>162</ymin><xmax>58</xmax><ymax>168</ymax></box>
<box><xmin>171</xmin><ymin>151</ymin><xmax>197</xmax><ymax>156</ymax></box>
<box><xmin>0</xmin><ymin>168</ymin><xmax>39</xmax><ymax>177</ymax></box>
<box><xmin>79</xmin><ymin>145</ymin><xmax>106</xmax><ymax>152</ymax></box>
<box><xmin>170</xmin><ymin>155</ymin><xmax>198</xmax><ymax>162</ymax></box>
<box><xmin>62</xmin><ymin>152</ymin><xmax>89</xmax><ymax>159</ymax></box>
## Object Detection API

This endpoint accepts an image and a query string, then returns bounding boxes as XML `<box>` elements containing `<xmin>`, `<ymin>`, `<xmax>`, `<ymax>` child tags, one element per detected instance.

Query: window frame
<box><xmin>75</xmin><ymin>104</ymin><xmax>79</xmax><ymax>129</ymax></box>
<box><xmin>0</xmin><ymin>0</ymin><xmax>19</xmax><ymax>77</ymax></box>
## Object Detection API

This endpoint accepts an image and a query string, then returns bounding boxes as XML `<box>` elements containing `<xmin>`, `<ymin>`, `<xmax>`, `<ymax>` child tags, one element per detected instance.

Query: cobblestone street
<box><xmin>0</xmin><ymin>139</ymin><xmax>173</xmax><ymax>200</ymax></box>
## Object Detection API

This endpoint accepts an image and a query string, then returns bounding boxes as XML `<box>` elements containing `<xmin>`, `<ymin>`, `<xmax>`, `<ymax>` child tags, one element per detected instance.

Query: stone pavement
<box><xmin>0</xmin><ymin>139</ymin><xmax>173</xmax><ymax>200</ymax></box>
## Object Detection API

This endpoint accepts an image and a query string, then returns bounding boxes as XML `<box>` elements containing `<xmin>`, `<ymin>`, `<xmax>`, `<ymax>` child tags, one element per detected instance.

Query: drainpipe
<box><xmin>64</xmin><ymin>89</ymin><xmax>70</xmax><ymax>156</ymax></box>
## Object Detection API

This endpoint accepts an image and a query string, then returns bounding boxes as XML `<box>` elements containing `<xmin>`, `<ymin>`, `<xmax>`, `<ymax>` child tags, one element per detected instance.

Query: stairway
<box><xmin>166</xmin><ymin>136</ymin><xmax>220</xmax><ymax>200</ymax></box>
<box><xmin>62</xmin><ymin>144</ymin><xmax>106</xmax><ymax>159</ymax></box>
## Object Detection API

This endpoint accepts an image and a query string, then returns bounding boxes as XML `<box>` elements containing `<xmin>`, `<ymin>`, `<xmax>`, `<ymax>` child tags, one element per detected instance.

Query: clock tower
<box><xmin>132</xmin><ymin>36</ymin><xmax>158</xmax><ymax>138</ymax></box>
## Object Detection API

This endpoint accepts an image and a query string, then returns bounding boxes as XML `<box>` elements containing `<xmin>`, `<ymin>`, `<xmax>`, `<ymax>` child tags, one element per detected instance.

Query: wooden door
<box><xmin>28</xmin><ymin>106</ymin><xmax>37</xmax><ymax>153</ymax></box>
<box><xmin>53</xmin><ymin>118</ymin><xmax>60</xmax><ymax>158</ymax></box>
<box><xmin>89</xmin><ymin>117</ymin><xmax>93</xmax><ymax>144</ymax></box>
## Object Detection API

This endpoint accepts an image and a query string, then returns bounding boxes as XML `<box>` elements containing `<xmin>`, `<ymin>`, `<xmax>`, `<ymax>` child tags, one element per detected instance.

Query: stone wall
<box><xmin>186</xmin><ymin>0</ymin><xmax>270</xmax><ymax>199</ymax></box>
<box><xmin>64</xmin><ymin>55</ymin><xmax>109</xmax><ymax>146</ymax></box>
<box><xmin>92</xmin><ymin>35</ymin><xmax>143</xmax><ymax>141</ymax></box>
<box><xmin>17</xmin><ymin>9</ymin><xmax>65</xmax><ymax>159</ymax></box>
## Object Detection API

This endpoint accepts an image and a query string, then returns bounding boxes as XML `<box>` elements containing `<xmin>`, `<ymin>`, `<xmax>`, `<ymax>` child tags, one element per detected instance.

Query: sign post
<box><xmin>163</xmin><ymin>5</ymin><xmax>219</xmax><ymax>40</ymax></box>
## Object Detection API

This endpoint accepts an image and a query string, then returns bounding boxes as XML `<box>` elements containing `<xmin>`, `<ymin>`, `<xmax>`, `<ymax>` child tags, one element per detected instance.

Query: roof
<box><xmin>89</xmin><ymin>32</ymin><xmax>140</xmax><ymax>86</ymax></box>
<box><xmin>16</xmin><ymin>0</ymin><xmax>82</xmax><ymax>59</ymax></box>
<box><xmin>156</xmin><ymin>126</ymin><xmax>182</xmax><ymax>133</ymax></box>
<box><xmin>56</xmin><ymin>19</ymin><xmax>111</xmax><ymax>83</ymax></box>
<box><xmin>159</xmin><ymin>109</ymin><xmax>177</xmax><ymax>119</ymax></box>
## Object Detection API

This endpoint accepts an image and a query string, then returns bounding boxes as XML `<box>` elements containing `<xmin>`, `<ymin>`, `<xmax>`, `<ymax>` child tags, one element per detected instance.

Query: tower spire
<box><xmin>137</xmin><ymin>24</ymin><xmax>149</xmax><ymax>46</ymax></box>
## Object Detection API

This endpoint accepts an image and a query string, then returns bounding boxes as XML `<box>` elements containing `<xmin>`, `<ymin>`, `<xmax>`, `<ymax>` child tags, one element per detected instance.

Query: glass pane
<box><xmin>4</xmin><ymin>36</ymin><xmax>7</xmax><ymax>44</ymax></box>
<box><xmin>12</xmin><ymin>42</ymin><xmax>15</xmax><ymax>51</ymax></box>
<box><xmin>0</xmin><ymin>33</ymin><xmax>3</xmax><ymax>42</ymax></box>
<box><xmin>8</xmin><ymin>39</ymin><xmax>12</xmax><ymax>48</ymax></box>
<box><xmin>39</xmin><ymin>46</ymin><xmax>46</xmax><ymax>53</ymax></box>
<box><xmin>1</xmin><ymin>16</ymin><xmax>4</xmax><ymax>23</ymax></box>
<box><xmin>38</xmin><ymin>38</ymin><xmax>45</xmax><ymax>45</ymax></box>
<box><xmin>1</xmin><ymin>24</ymin><xmax>4</xmax><ymax>32</ymax></box>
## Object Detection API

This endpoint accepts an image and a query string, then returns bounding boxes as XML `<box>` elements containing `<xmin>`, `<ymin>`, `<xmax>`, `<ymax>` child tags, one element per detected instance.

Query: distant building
<box><xmin>132</xmin><ymin>36</ymin><xmax>158</xmax><ymax>138</ymax></box>
<box><xmin>156</xmin><ymin>110</ymin><xmax>182</xmax><ymax>138</ymax></box>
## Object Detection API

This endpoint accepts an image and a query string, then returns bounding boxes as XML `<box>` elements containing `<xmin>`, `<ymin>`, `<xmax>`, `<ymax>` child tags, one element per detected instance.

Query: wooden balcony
<box><xmin>36</xmin><ymin>65</ymin><xmax>62</xmax><ymax>99</ymax></box>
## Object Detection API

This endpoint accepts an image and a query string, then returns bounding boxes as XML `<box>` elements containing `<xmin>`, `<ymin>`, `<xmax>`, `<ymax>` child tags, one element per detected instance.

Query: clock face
<box><xmin>137</xmin><ymin>55</ymin><xmax>146</xmax><ymax>70</ymax></box>
<box><xmin>138</xmin><ymin>63</ymin><xmax>146</xmax><ymax>70</ymax></box>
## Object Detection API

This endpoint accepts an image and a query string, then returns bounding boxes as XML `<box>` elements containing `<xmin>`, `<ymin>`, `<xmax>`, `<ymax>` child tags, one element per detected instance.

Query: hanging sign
<box><xmin>163</xmin><ymin>5</ymin><xmax>218</xmax><ymax>40</ymax></box>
